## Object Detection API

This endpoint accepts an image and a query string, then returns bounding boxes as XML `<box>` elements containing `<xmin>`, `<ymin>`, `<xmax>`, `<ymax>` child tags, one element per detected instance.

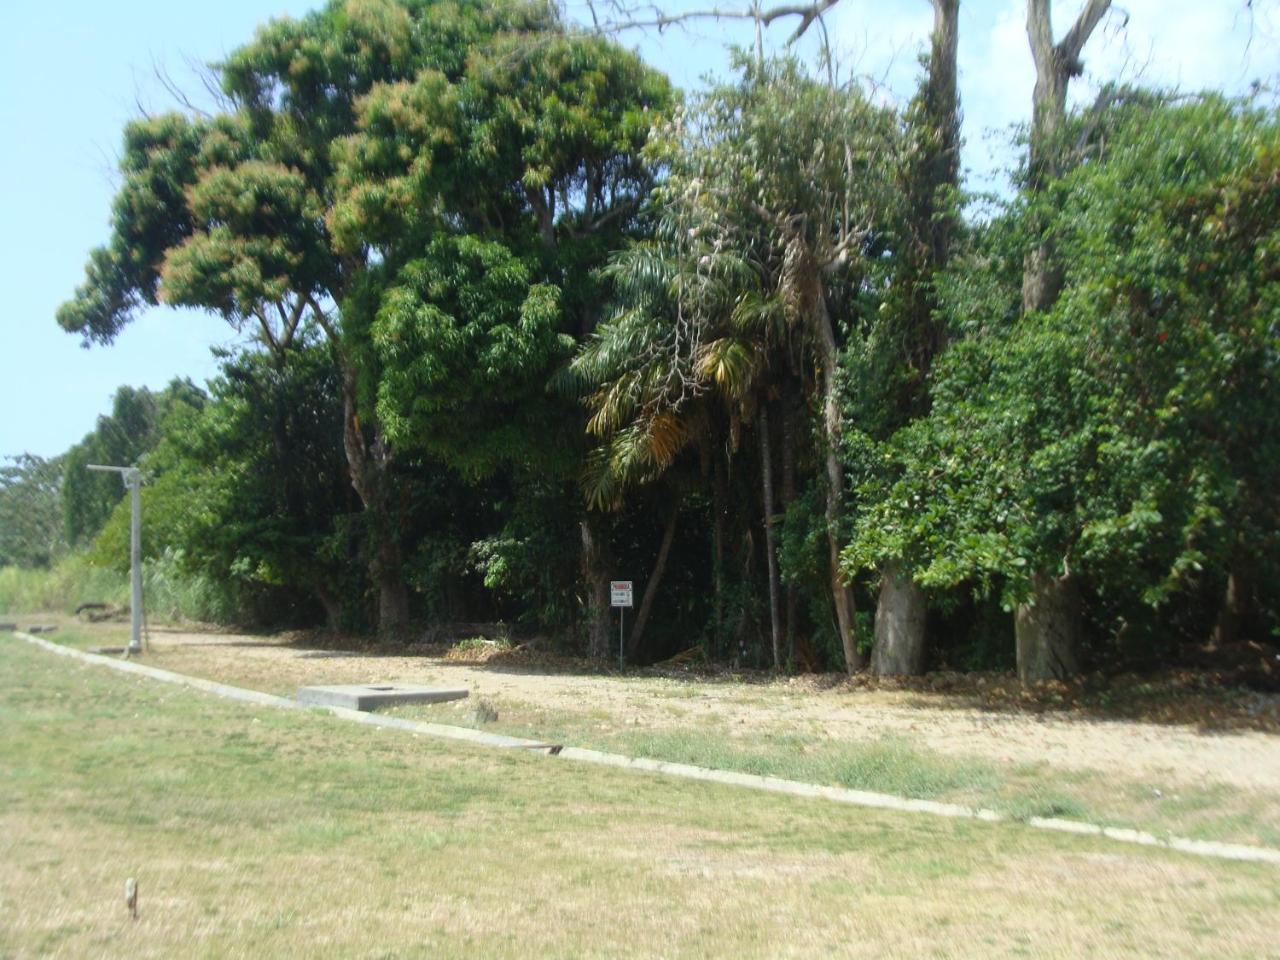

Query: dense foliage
<box><xmin>0</xmin><ymin>455</ymin><xmax>65</xmax><ymax>569</ymax></box>
<box><xmin>7</xmin><ymin>0</ymin><xmax>1272</xmax><ymax>685</ymax></box>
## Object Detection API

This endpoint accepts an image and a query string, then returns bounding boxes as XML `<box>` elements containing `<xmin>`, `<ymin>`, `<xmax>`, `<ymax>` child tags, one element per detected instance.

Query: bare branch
<box><xmin>1057</xmin><ymin>0</ymin><xmax>1115</xmax><ymax>72</ymax></box>
<box><xmin>584</xmin><ymin>0</ymin><xmax>840</xmax><ymax>44</ymax></box>
<box><xmin>152</xmin><ymin>56</ymin><xmax>215</xmax><ymax>119</ymax></box>
<box><xmin>184</xmin><ymin>52</ymin><xmax>233</xmax><ymax>112</ymax></box>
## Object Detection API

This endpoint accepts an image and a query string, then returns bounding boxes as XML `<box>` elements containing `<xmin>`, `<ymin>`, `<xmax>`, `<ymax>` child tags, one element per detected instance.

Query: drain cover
<box><xmin>296</xmin><ymin>683</ymin><xmax>469</xmax><ymax>711</ymax></box>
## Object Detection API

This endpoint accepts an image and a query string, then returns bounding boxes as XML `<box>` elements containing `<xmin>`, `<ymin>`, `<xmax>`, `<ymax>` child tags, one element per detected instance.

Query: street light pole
<box><xmin>87</xmin><ymin>464</ymin><xmax>143</xmax><ymax>655</ymax></box>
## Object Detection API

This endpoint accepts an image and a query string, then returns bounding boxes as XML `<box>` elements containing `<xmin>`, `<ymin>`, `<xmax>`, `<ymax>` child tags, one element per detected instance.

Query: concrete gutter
<box><xmin>12</xmin><ymin>631</ymin><xmax>1280</xmax><ymax>867</ymax></box>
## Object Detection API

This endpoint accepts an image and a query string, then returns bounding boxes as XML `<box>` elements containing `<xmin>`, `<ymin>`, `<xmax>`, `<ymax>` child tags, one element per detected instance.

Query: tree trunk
<box><xmin>711</xmin><ymin>443</ymin><xmax>728</xmax><ymax>660</ymax></box>
<box><xmin>1211</xmin><ymin>572</ymin><xmax>1243</xmax><ymax>647</ymax></box>
<box><xmin>872</xmin><ymin>562</ymin><xmax>928</xmax><ymax>676</ymax></box>
<box><xmin>314</xmin><ymin>586</ymin><xmax>343</xmax><ymax>631</ymax></box>
<box><xmin>908</xmin><ymin>0</ymin><xmax>960</xmax><ymax>378</ymax></box>
<box><xmin>375</xmin><ymin>536</ymin><xmax>412</xmax><ymax>634</ymax></box>
<box><xmin>1210</xmin><ymin>559</ymin><xmax>1254</xmax><ymax>648</ymax></box>
<box><xmin>580</xmin><ymin>515</ymin><xmax>612</xmax><ymax>659</ymax></box>
<box><xmin>628</xmin><ymin>503</ymin><xmax>679</xmax><ymax>657</ymax></box>
<box><xmin>760</xmin><ymin>406</ymin><xmax>783</xmax><ymax>670</ymax></box>
<box><xmin>336</xmin><ymin>358</ymin><xmax>411</xmax><ymax>634</ymax></box>
<box><xmin>780</xmin><ymin>387</ymin><xmax>799</xmax><ymax>666</ymax></box>
<box><xmin>861</xmin><ymin>1</ymin><xmax>959</xmax><ymax>674</ymax></box>
<box><xmin>1016</xmin><ymin>1</ymin><xmax>1111</xmax><ymax>677</ymax></box>
<box><xmin>1015</xmin><ymin>571</ymin><xmax>1082</xmax><ymax>684</ymax></box>
<box><xmin>1022</xmin><ymin>0</ymin><xmax>1112</xmax><ymax>317</ymax></box>
<box><xmin>809</xmin><ymin>292</ymin><xmax>861</xmax><ymax>672</ymax></box>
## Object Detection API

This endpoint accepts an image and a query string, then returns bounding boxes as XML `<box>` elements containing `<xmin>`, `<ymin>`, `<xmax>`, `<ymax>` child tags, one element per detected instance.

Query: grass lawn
<box><xmin>406</xmin><ymin>696</ymin><xmax>1280</xmax><ymax>849</ymax></box>
<box><xmin>2</xmin><ymin>633</ymin><xmax>1279</xmax><ymax>958</ymax></box>
<box><xmin>32</xmin><ymin>622</ymin><xmax>1280</xmax><ymax>851</ymax></box>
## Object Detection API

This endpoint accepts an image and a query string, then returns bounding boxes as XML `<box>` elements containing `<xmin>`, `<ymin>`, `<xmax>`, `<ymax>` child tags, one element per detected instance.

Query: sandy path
<box><xmin>127</xmin><ymin>627</ymin><xmax>1280</xmax><ymax>791</ymax></box>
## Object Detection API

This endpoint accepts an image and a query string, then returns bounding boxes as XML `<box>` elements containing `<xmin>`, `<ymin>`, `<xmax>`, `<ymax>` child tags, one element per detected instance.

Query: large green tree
<box><xmin>58</xmin><ymin>0</ymin><xmax>669</xmax><ymax>635</ymax></box>
<box><xmin>845</xmin><ymin>94</ymin><xmax>1280</xmax><ymax>680</ymax></box>
<box><xmin>327</xmin><ymin>21</ymin><xmax>673</xmax><ymax>652</ymax></box>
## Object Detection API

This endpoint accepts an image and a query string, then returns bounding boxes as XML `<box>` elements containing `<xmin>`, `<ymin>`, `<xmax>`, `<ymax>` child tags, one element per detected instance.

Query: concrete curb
<box><xmin>11</xmin><ymin>631</ymin><xmax>1280</xmax><ymax>867</ymax></box>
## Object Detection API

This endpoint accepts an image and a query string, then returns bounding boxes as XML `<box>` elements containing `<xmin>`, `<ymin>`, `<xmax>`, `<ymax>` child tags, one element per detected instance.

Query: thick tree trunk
<box><xmin>1015</xmin><ymin>1</ymin><xmax>1111</xmax><ymax>677</ymax></box>
<box><xmin>760</xmin><ymin>406</ymin><xmax>783</xmax><ymax>670</ymax></box>
<box><xmin>1015</xmin><ymin>571</ymin><xmax>1082</xmax><ymax>684</ymax></box>
<box><xmin>580</xmin><ymin>515</ymin><xmax>612</xmax><ymax>659</ymax></box>
<box><xmin>375</xmin><ymin>537</ymin><xmax>412</xmax><ymax>634</ymax></box>
<box><xmin>872</xmin><ymin>562</ymin><xmax>928</xmax><ymax>676</ymax></box>
<box><xmin>809</xmin><ymin>293</ymin><xmax>861</xmax><ymax>672</ymax></box>
<box><xmin>628</xmin><ymin>504</ymin><xmax>679</xmax><ymax>657</ymax></box>
<box><xmin>861</xmin><ymin>1</ymin><xmax>959</xmax><ymax>674</ymax></box>
<box><xmin>336</xmin><ymin>359</ymin><xmax>411</xmax><ymax>634</ymax></box>
<box><xmin>920</xmin><ymin>0</ymin><xmax>960</xmax><ymax>304</ymax></box>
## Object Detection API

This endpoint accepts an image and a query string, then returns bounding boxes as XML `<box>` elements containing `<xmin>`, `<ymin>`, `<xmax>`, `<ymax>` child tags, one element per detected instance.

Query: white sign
<box><xmin>610</xmin><ymin>581</ymin><xmax>633</xmax><ymax>608</ymax></box>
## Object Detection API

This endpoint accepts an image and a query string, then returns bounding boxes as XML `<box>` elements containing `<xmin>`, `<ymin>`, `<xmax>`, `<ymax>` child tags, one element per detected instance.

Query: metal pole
<box><xmin>128</xmin><ymin>471</ymin><xmax>142</xmax><ymax>655</ymax></box>
<box><xmin>619</xmin><ymin>609</ymin><xmax>625</xmax><ymax>671</ymax></box>
<box><xmin>87</xmin><ymin>464</ymin><xmax>143</xmax><ymax>655</ymax></box>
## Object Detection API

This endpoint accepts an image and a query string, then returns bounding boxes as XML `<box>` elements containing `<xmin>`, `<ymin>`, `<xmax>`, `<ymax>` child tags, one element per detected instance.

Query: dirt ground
<box><xmin>70</xmin><ymin>622</ymin><xmax>1280</xmax><ymax>793</ymax></box>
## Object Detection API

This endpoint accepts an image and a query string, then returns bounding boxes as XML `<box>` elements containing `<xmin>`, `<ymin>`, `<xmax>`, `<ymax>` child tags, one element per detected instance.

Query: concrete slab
<box><xmin>297</xmin><ymin>683</ymin><xmax>469</xmax><ymax>711</ymax></box>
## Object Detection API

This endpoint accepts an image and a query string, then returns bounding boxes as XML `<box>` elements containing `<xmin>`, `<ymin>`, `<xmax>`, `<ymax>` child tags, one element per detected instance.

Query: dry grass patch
<box><xmin>4</xmin><ymin>633</ymin><xmax>1280</xmax><ymax>958</ymax></box>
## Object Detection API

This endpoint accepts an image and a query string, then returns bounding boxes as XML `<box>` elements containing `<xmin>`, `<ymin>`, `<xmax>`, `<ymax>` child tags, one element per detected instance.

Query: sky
<box><xmin>1</xmin><ymin>0</ymin><xmax>1276</xmax><ymax>460</ymax></box>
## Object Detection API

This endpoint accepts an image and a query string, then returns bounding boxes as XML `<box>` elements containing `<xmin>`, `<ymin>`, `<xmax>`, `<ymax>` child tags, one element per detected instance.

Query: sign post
<box><xmin>87</xmin><ymin>464</ymin><xmax>143</xmax><ymax>655</ymax></box>
<box><xmin>610</xmin><ymin>581</ymin><xmax>633</xmax><ymax>669</ymax></box>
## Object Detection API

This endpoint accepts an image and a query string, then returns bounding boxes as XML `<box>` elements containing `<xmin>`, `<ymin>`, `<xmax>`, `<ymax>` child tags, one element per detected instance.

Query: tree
<box><xmin>61</xmin><ymin>381</ymin><xmax>204</xmax><ymax>546</ymax></box>
<box><xmin>1012</xmin><ymin>0</ymin><xmax>1114</xmax><ymax>679</ymax></box>
<box><xmin>93</xmin><ymin>342</ymin><xmax>363</xmax><ymax>627</ymax></box>
<box><xmin>0</xmin><ymin>455</ymin><xmax>65</xmax><ymax>569</ymax></box>
<box><xmin>573</xmin><ymin>58</ymin><xmax>898</xmax><ymax>670</ymax></box>
<box><xmin>845</xmin><ymin>92</ymin><xmax>1280</xmax><ymax>681</ymax></box>
<box><xmin>57</xmin><ymin>0</ymin><xmax>666</xmax><ymax>635</ymax></box>
<box><xmin>326</xmin><ymin>22</ymin><xmax>673</xmax><ymax>652</ymax></box>
<box><xmin>848</xmin><ymin>0</ymin><xmax>961</xmax><ymax>677</ymax></box>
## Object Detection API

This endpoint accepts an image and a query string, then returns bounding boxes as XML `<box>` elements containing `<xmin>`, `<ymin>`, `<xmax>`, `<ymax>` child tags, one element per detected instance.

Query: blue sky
<box><xmin>1</xmin><ymin>0</ymin><xmax>1276</xmax><ymax>459</ymax></box>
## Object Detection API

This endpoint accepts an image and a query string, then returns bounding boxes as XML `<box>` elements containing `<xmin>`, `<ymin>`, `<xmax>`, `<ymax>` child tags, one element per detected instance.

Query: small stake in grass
<box><xmin>125</xmin><ymin>877</ymin><xmax>138</xmax><ymax>920</ymax></box>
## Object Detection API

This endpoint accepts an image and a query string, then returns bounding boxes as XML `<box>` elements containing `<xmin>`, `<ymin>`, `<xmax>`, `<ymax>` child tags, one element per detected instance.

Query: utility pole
<box><xmin>87</xmin><ymin>464</ymin><xmax>142</xmax><ymax>655</ymax></box>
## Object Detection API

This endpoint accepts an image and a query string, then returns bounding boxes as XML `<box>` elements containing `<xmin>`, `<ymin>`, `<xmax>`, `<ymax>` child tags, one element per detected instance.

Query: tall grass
<box><xmin>0</xmin><ymin>553</ymin><xmax>126</xmax><ymax>615</ymax></box>
<box><xmin>141</xmin><ymin>548</ymin><xmax>238</xmax><ymax>624</ymax></box>
<box><xmin>0</xmin><ymin>548</ymin><xmax>236</xmax><ymax>623</ymax></box>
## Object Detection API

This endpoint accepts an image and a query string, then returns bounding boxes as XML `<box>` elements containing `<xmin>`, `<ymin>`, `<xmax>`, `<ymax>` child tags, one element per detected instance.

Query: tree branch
<box><xmin>1058</xmin><ymin>0</ymin><xmax>1114</xmax><ymax>69</ymax></box>
<box><xmin>586</xmin><ymin>0</ymin><xmax>841</xmax><ymax>44</ymax></box>
<box><xmin>251</xmin><ymin>305</ymin><xmax>281</xmax><ymax>354</ymax></box>
<box><xmin>1026</xmin><ymin>0</ymin><xmax>1056</xmax><ymax>73</ymax></box>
